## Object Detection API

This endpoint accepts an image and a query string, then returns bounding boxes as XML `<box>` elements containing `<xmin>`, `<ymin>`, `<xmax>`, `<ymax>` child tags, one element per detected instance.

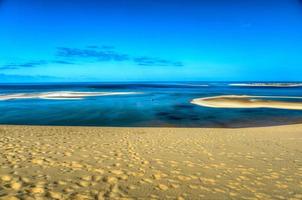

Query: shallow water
<box><xmin>1</xmin><ymin>82</ymin><xmax>302</xmax><ymax>128</ymax></box>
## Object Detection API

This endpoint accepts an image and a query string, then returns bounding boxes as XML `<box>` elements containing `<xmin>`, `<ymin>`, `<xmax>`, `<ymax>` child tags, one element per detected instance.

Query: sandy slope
<box><xmin>0</xmin><ymin>125</ymin><xmax>302</xmax><ymax>200</ymax></box>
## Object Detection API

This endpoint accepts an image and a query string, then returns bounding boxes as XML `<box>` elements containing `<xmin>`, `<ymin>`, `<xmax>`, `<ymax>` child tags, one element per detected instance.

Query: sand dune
<box><xmin>0</xmin><ymin>91</ymin><xmax>140</xmax><ymax>101</ymax></box>
<box><xmin>0</xmin><ymin>125</ymin><xmax>301</xmax><ymax>199</ymax></box>
<box><xmin>191</xmin><ymin>95</ymin><xmax>302</xmax><ymax>110</ymax></box>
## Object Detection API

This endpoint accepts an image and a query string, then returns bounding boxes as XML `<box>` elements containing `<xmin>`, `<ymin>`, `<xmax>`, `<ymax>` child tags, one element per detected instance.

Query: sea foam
<box><xmin>0</xmin><ymin>91</ymin><xmax>140</xmax><ymax>101</ymax></box>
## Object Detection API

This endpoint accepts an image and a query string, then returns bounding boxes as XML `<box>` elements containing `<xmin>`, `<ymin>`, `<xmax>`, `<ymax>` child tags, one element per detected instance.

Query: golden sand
<box><xmin>191</xmin><ymin>95</ymin><xmax>302</xmax><ymax>110</ymax></box>
<box><xmin>0</xmin><ymin>125</ymin><xmax>302</xmax><ymax>199</ymax></box>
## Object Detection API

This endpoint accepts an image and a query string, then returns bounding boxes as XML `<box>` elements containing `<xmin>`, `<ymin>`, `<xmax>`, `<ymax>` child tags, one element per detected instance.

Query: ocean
<box><xmin>1</xmin><ymin>82</ymin><xmax>302</xmax><ymax>128</ymax></box>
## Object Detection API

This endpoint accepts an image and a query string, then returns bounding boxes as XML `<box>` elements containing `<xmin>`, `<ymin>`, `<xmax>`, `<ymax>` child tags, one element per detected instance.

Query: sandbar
<box><xmin>191</xmin><ymin>95</ymin><xmax>302</xmax><ymax>110</ymax></box>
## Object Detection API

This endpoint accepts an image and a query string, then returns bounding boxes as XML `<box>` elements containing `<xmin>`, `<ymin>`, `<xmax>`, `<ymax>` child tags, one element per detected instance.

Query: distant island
<box><xmin>229</xmin><ymin>83</ymin><xmax>302</xmax><ymax>87</ymax></box>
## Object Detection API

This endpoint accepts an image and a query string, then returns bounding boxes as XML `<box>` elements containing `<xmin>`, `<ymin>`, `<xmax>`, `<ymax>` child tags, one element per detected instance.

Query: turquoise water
<box><xmin>1</xmin><ymin>82</ymin><xmax>302</xmax><ymax>128</ymax></box>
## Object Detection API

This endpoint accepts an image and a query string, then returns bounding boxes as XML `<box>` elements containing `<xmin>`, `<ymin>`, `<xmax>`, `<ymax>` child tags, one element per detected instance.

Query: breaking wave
<box><xmin>0</xmin><ymin>91</ymin><xmax>141</xmax><ymax>101</ymax></box>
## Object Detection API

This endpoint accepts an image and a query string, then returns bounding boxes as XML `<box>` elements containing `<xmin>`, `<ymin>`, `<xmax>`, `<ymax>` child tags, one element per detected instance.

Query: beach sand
<box><xmin>191</xmin><ymin>95</ymin><xmax>302</xmax><ymax>110</ymax></box>
<box><xmin>0</xmin><ymin>125</ymin><xmax>302</xmax><ymax>200</ymax></box>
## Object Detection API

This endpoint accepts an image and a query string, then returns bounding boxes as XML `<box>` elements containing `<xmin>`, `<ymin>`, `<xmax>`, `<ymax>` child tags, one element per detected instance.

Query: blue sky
<box><xmin>0</xmin><ymin>0</ymin><xmax>302</xmax><ymax>82</ymax></box>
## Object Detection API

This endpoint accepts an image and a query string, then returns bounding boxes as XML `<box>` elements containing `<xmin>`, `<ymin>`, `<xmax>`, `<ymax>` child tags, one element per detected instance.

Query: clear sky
<box><xmin>0</xmin><ymin>0</ymin><xmax>302</xmax><ymax>82</ymax></box>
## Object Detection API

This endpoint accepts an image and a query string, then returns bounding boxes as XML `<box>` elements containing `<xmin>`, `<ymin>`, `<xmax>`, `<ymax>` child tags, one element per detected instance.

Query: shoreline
<box><xmin>0</xmin><ymin>124</ymin><xmax>301</xmax><ymax>199</ymax></box>
<box><xmin>2</xmin><ymin>119</ymin><xmax>302</xmax><ymax>129</ymax></box>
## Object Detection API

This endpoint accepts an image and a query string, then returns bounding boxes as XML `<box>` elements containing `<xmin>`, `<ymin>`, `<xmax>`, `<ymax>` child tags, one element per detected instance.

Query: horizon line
<box><xmin>1</xmin><ymin>80</ymin><xmax>302</xmax><ymax>84</ymax></box>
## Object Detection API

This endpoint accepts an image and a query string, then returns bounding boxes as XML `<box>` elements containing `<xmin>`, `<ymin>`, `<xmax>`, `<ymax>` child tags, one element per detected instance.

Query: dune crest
<box><xmin>191</xmin><ymin>95</ymin><xmax>302</xmax><ymax>110</ymax></box>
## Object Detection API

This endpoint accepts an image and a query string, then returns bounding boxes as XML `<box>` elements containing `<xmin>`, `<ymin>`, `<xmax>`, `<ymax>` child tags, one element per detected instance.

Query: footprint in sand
<box><xmin>157</xmin><ymin>184</ymin><xmax>169</xmax><ymax>191</ymax></box>
<box><xmin>10</xmin><ymin>182</ymin><xmax>22</xmax><ymax>191</ymax></box>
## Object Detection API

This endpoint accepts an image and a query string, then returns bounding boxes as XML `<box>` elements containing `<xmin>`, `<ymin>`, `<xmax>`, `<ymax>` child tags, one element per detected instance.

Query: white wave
<box><xmin>229</xmin><ymin>83</ymin><xmax>302</xmax><ymax>87</ymax></box>
<box><xmin>0</xmin><ymin>91</ymin><xmax>141</xmax><ymax>101</ymax></box>
<box><xmin>174</xmin><ymin>84</ymin><xmax>209</xmax><ymax>87</ymax></box>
